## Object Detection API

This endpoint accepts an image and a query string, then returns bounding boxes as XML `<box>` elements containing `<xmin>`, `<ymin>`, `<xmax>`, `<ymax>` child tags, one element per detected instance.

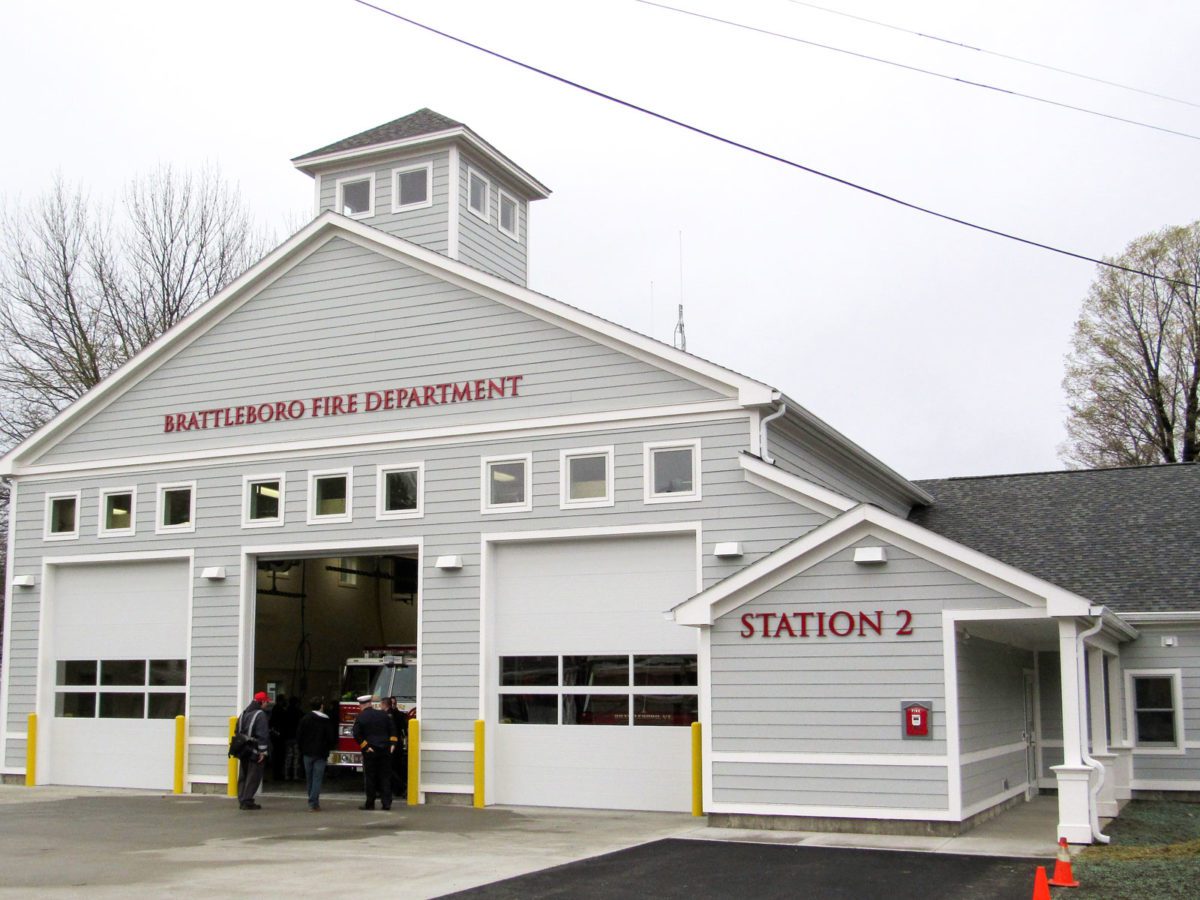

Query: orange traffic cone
<box><xmin>1048</xmin><ymin>837</ymin><xmax>1080</xmax><ymax>887</ymax></box>
<box><xmin>1032</xmin><ymin>866</ymin><xmax>1051</xmax><ymax>900</ymax></box>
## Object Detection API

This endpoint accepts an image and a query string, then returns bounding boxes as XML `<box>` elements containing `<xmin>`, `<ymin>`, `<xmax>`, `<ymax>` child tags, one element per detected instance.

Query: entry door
<box><xmin>1022</xmin><ymin>670</ymin><xmax>1038</xmax><ymax>798</ymax></box>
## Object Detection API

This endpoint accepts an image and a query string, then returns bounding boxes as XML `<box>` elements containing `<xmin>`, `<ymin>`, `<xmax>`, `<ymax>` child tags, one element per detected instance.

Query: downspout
<box><xmin>759</xmin><ymin>403</ymin><xmax>787</xmax><ymax>465</ymax></box>
<box><xmin>1077</xmin><ymin>612</ymin><xmax>1111</xmax><ymax>844</ymax></box>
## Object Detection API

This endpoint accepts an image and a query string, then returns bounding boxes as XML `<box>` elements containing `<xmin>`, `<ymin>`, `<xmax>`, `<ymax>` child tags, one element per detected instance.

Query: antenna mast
<box><xmin>673</xmin><ymin>231</ymin><xmax>687</xmax><ymax>351</ymax></box>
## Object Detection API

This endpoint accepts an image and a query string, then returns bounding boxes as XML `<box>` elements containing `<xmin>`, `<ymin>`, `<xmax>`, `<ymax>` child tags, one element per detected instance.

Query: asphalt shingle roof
<box><xmin>293</xmin><ymin>109</ymin><xmax>464</xmax><ymax>161</ymax></box>
<box><xmin>911</xmin><ymin>463</ymin><xmax>1198</xmax><ymax>614</ymax></box>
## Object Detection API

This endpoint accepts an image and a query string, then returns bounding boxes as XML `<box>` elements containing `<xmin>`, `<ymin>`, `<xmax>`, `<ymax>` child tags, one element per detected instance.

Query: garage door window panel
<box><xmin>55</xmin><ymin>658</ymin><xmax>187</xmax><ymax>720</ymax></box>
<box><xmin>633</xmin><ymin>654</ymin><xmax>698</xmax><ymax>686</ymax></box>
<box><xmin>563</xmin><ymin>655</ymin><xmax>627</xmax><ymax>687</ymax></box>
<box><xmin>148</xmin><ymin>693</ymin><xmax>186</xmax><ymax>719</ymax></box>
<box><xmin>501</xmin><ymin>694</ymin><xmax>558</xmax><ymax>724</ymax></box>
<box><xmin>45</xmin><ymin>491</ymin><xmax>81</xmax><ymax>540</ymax></box>
<box><xmin>564</xmin><ymin>694</ymin><xmax>629</xmax><ymax>725</ymax></box>
<box><xmin>100</xmin><ymin>693</ymin><xmax>146</xmax><ymax>718</ymax></box>
<box><xmin>634</xmin><ymin>694</ymin><xmax>698</xmax><ymax>726</ymax></box>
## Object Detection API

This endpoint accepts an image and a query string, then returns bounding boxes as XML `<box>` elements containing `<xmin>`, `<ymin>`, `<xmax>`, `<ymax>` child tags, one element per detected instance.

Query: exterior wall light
<box><xmin>853</xmin><ymin>546</ymin><xmax>887</xmax><ymax>565</ymax></box>
<box><xmin>713</xmin><ymin>542</ymin><xmax>743</xmax><ymax>559</ymax></box>
<box><xmin>435</xmin><ymin>555</ymin><xmax>463</xmax><ymax>570</ymax></box>
<box><xmin>200</xmin><ymin>567</ymin><xmax>227</xmax><ymax>581</ymax></box>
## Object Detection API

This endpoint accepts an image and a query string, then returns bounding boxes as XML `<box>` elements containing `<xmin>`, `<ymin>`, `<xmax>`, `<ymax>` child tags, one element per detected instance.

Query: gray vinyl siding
<box><xmin>1120</xmin><ymin>624</ymin><xmax>1200</xmax><ymax>786</ymax></box>
<box><xmin>709</xmin><ymin>539</ymin><xmax>1026</xmax><ymax>813</ymax></box>
<box><xmin>457</xmin><ymin>151</ymin><xmax>527</xmax><ymax>285</ymax></box>
<box><xmin>6</xmin><ymin>416</ymin><xmax>829</xmax><ymax>787</ymax></box>
<box><xmin>712</xmin><ymin>760</ymin><xmax>948</xmax><ymax>810</ymax></box>
<box><xmin>37</xmin><ymin>238</ymin><xmax>724</xmax><ymax>467</ymax></box>
<box><xmin>317</xmin><ymin>151</ymin><xmax>451</xmax><ymax>255</ymax></box>
<box><xmin>956</xmin><ymin>636</ymin><xmax>1033</xmax><ymax>809</ymax></box>
<box><xmin>1037</xmin><ymin>652</ymin><xmax>1065</xmax><ymax>781</ymax></box>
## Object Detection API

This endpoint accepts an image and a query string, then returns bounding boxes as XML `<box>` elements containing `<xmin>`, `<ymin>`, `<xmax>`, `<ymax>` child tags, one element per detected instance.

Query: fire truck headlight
<box><xmin>339</xmin><ymin>724</ymin><xmax>353</xmax><ymax>737</ymax></box>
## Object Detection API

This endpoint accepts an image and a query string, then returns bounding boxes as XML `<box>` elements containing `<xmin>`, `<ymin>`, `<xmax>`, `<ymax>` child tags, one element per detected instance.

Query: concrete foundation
<box><xmin>426</xmin><ymin>791</ymin><xmax>474</xmax><ymax>807</ymax></box>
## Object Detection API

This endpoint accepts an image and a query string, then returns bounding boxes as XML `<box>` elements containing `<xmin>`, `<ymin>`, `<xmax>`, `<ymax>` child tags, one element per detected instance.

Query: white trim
<box><xmin>705</xmin><ymin>800</ymin><xmax>957</xmax><ymax>821</ymax></box>
<box><xmin>739</xmin><ymin>453</ymin><xmax>854</xmax><ymax>518</ymax></box>
<box><xmin>306</xmin><ymin>467</ymin><xmax>354</xmax><ymax>525</ymax></box>
<box><xmin>484</xmin><ymin>521</ymin><xmax>703</xmax><ymax>545</ymax></box>
<box><xmin>187</xmin><ymin>774</ymin><xmax>229</xmax><ymax>785</ymax></box>
<box><xmin>375</xmin><ymin>462</ymin><xmax>424</xmax><ymax>520</ymax></box>
<box><xmin>497</xmin><ymin>189</ymin><xmax>520</xmax><ymax>240</ymax></box>
<box><xmin>421</xmin><ymin>782</ymin><xmax>473</xmax><ymax>795</ymax></box>
<box><xmin>422</xmin><ymin>741</ymin><xmax>473</xmax><ymax>753</ymax></box>
<box><xmin>97</xmin><ymin>485</ymin><xmax>137</xmax><ymax>538</ymax></box>
<box><xmin>242</xmin><ymin>473</ymin><xmax>285</xmax><ymax>529</ymax></box>
<box><xmin>1131</xmin><ymin>779</ymin><xmax>1200</xmax><ymax>791</ymax></box>
<box><xmin>334</xmin><ymin>172</ymin><xmax>375</xmax><ymax>219</ymax></box>
<box><xmin>466</xmin><ymin>166</ymin><xmax>490</xmax><ymax>221</ymax></box>
<box><xmin>313</xmin><ymin>173</ymin><xmax>322</xmax><ymax>216</ymax></box>
<box><xmin>391</xmin><ymin>161</ymin><xmax>434</xmax><ymax>213</ymax></box>
<box><xmin>943</xmin><ymin>611</ymin><xmax>962</xmax><ymax>818</ymax></box>
<box><xmin>447</xmin><ymin>145</ymin><xmax>461</xmax><ymax>260</ymax></box>
<box><xmin>644</xmin><ymin>439</ymin><xmax>702</xmax><ymax>504</ymax></box>
<box><xmin>960</xmin><ymin>783</ymin><xmax>1029</xmax><ymax>821</ymax></box>
<box><xmin>186</xmin><ymin>736</ymin><xmax>227</xmax><ymax>746</ymax></box>
<box><xmin>960</xmin><ymin>742</ymin><xmax>1028</xmax><ymax>766</ymax></box>
<box><xmin>559</xmin><ymin>446</ymin><xmax>615</xmax><ymax>510</ymax></box>
<box><xmin>1120</xmin><ymin>611</ymin><xmax>1200</xmax><ymax>624</ymax></box>
<box><xmin>1125</xmin><ymin>668</ymin><xmax>1185</xmax><ymax>754</ymax></box>
<box><xmin>155</xmin><ymin>481</ymin><xmax>197</xmax><ymax>535</ymax></box>
<box><xmin>16</xmin><ymin>405</ymin><xmax>748</xmax><ymax>482</ymax></box>
<box><xmin>709</xmin><ymin>751</ymin><xmax>947</xmax><ymax>767</ymax></box>
<box><xmin>480</xmin><ymin>453</ymin><xmax>533</xmax><ymax>515</ymax></box>
<box><xmin>1</xmin><ymin>766</ymin><xmax>27</xmax><ymax>776</ymax></box>
<box><xmin>43</xmin><ymin>490</ymin><xmax>81</xmax><ymax>541</ymax></box>
<box><xmin>0</xmin><ymin>480</ymin><xmax>17</xmax><ymax>768</ymax></box>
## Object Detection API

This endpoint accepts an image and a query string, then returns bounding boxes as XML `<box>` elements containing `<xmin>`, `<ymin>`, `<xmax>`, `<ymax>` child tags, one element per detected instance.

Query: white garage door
<box><xmin>492</xmin><ymin>534</ymin><xmax>699</xmax><ymax>811</ymax></box>
<box><xmin>43</xmin><ymin>559</ymin><xmax>190</xmax><ymax>790</ymax></box>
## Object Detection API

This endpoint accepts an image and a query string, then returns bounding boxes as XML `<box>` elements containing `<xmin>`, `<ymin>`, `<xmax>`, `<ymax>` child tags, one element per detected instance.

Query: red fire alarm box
<box><xmin>901</xmin><ymin>701</ymin><xmax>932</xmax><ymax>740</ymax></box>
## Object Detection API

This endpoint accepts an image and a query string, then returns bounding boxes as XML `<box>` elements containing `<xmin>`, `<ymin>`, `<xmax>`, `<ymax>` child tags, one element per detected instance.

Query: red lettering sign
<box><xmin>739</xmin><ymin>609</ymin><xmax>914</xmax><ymax>639</ymax></box>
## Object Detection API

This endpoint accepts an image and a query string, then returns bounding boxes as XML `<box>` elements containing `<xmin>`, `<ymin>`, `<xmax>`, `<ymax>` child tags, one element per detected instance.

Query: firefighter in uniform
<box><xmin>352</xmin><ymin>694</ymin><xmax>397</xmax><ymax>810</ymax></box>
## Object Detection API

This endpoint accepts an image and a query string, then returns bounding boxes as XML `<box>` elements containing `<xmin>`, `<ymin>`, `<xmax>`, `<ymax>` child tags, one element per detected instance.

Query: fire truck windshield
<box><xmin>340</xmin><ymin>665</ymin><xmax>377</xmax><ymax>701</ymax></box>
<box><xmin>372</xmin><ymin>665</ymin><xmax>416</xmax><ymax>701</ymax></box>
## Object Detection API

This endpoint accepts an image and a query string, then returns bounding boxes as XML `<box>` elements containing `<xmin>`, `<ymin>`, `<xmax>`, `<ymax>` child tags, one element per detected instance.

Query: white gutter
<box><xmin>1078</xmin><ymin>610</ymin><xmax>1111</xmax><ymax>844</ymax></box>
<box><xmin>758</xmin><ymin>403</ymin><xmax>787</xmax><ymax>465</ymax></box>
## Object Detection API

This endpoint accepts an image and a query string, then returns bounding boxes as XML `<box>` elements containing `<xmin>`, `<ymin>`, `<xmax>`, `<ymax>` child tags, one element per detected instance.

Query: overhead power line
<box><xmin>638</xmin><ymin>1</ymin><xmax>1200</xmax><ymax>144</ymax></box>
<box><xmin>783</xmin><ymin>0</ymin><xmax>1200</xmax><ymax>110</ymax></box>
<box><xmin>346</xmin><ymin>0</ymin><xmax>1193</xmax><ymax>289</ymax></box>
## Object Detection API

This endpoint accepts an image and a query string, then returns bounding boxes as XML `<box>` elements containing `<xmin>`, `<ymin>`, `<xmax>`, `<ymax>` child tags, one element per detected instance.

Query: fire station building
<box><xmin>1</xmin><ymin>110</ymin><xmax>1196</xmax><ymax>843</ymax></box>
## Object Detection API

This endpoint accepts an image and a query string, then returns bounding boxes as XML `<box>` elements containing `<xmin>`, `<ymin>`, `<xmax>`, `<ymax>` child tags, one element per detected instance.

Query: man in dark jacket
<box><xmin>296</xmin><ymin>697</ymin><xmax>338</xmax><ymax>811</ymax></box>
<box><xmin>236</xmin><ymin>691</ymin><xmax>272</xmax><ymax>810</ymax></box>
<box><xmin>351</xmin><ymin>694</ymin><xmax>397</xmax><ymax>810</ymax></box>
<box><xmin>383</xmin><ymin>697</ymin><xmax>409</xmax><ymax>799</ymax></box>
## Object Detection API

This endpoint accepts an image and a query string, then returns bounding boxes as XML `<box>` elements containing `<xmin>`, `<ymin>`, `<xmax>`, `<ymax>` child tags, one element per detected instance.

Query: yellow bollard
<box><xmin>25</xmin><ymin>713</ymin><xmax>36</xmax><ymax>787</ymax></box>
<box><xmin>227</xmin><ymin>715</ymin><xmax>238</xmax><ymax>798</ymax></box>
<box><xmin>173</xmin><ymin>715</ymin><xmax>186</xmax><ymax>794</ymax></box>
<box><xmin>406</xmin><ymin>718</ymin><xmax>420</xmax><ymax>806</ymax></box>
<box><xmin>691</xmin><ymin>721</ymin><xmax>703</xmax><ymax>817</ymax></box>
<box><xmin>473</xmin><ymin>719</ymin><xmax>485</xmax><ymax>809</ymax></box>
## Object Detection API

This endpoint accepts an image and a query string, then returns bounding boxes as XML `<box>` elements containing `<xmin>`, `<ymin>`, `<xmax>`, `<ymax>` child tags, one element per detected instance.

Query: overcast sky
<box><xmin>3</xmin><ymin>0</ymin><xmax>1199</xmax><ymax>480</ymax></box>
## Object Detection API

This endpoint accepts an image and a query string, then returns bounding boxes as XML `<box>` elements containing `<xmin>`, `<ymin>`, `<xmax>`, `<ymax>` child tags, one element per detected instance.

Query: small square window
<box><xmin>393</xmin><ymin>163</ymin><xmax>432</xmax><ymax>211</ymax></box>
<box><xmin>498</xmin><ymin>190</ymin><xmax>519</xmax><ymax>239</ymax></box>
<box><xmin>336</xmin><ymin>174</ymin><xmax>375</xmax><ymax>218</ymax></box>
<box><xmin>560</xmin><ymin>447</ymin><xmax>614</xmax><ymax>509</ymax></box>
<box><xmin>99</xmin><ymin>487</ymin><xmax>136</xmax><ymax>537</ymax></box>
<box><xmin>243</xmin><ymin>475</ymin><xmax>285</xmax><ymax>527</ymax></box>
<box><xmin>644</xmin><ymin>440</ymin><xmax>701</xmax><ymax>503</ymax></box>
<box><xmin>377</xmin><ymin>463</ymin><xmax>423</xmax><ymax>519</ymax></box>
<box><xmin>157</xmin><ymin>482</ymin><xmax>195</xmax><ymax>533</ymax></box>
<box><xmin>467</xmin><ymin>168</ymin><xmax>490</xmax><ymax>220</ymax></box>
<box><xmin>482</xmin><ymin>454</ymin><xmax>532</xmax><ymax>513</ymax></box>
<box><xmin>308</xmin><ymin>469</ymin><xmax>352</xmax><ymax>523</ymax></box>
<box><xmin>45</xmin><ymin>492</ymin><xmax>80</xmax><ymax>540</ymax></box>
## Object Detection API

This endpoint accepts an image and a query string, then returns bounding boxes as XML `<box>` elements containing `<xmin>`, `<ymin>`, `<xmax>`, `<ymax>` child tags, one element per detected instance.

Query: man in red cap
<box><xmin>235</xmin><ymin>691</ymin><xmax>273</xmax><ymax>810</ymax></box>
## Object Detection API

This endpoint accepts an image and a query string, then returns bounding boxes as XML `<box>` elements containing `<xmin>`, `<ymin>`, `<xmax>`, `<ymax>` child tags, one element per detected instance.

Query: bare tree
<box><xmin>1062</xmin><ymin>222</ymin><xmax>1200</xmax><ymax>467</ymax></box>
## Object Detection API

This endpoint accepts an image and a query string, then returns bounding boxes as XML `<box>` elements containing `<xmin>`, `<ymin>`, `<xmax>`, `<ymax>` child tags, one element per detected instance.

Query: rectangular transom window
<box><xmin>392</xmin><ymin>163</ymin><xmax>432</xmax><ymax>211</ymax></box>
<box><xmin>309</xmin><ymin>469</ymin><xmax>352</xmax><ymax>523</ymax></box>
<box><xmin>243</xmin><ymin>475</ymin><xmax>284</xmax><ymax>527</ymax></box>
<box><xmin>1129</xmin><ymin>671</ymin><xmax>1182</xmax><ymax>748</ymax></box>
<box><xmin>560</xmin><ymin>446</ymin><xmax>614</xmax><ymax>509</ymax></box>
<box><xmin>498</xmin><ymin>654</ymin><xmax>699</xmax><ymax>726</ymax></box>
<box><xmin>498</xmin><ymin>190</ymin><xmax>519</xmax><ymax>239</ymax></box>
<box><xmin>45</xmin><ymin>492</ymin><xmax>80</xmax><ymax>540</ymax></box>
<box><xmin>55</xmin><ymin>658</ymin><xmax>186</xmax><ymax>719</ymax></box>
<box><xmin>99</xmin><ymin>487</ymin><xmax>136</xmax><ymax>537</ymax></box>
<box><xmin>157</xmin><ymin>482</ymin><xmax>195</xmax><ymax>534</ymax></box>
<box><xmin>482</xmin><ymin>453</ymin><xmax>532</xmax><ymax>513</ymax></box>
<box><xmin>644</xmin><ymin>440</ymin><xmax>701</xmax><ymax>503</ymax></box>
<box><xmin>376</xmin><ymin>463</ymin><xmax>423</xmax><ymax>519</ymax></box>
<box><xmin>467</xmin><ymin>167</ymin><xmax>490</xmax><ymax>219</ymax></box>
<box><xmin>336</xmin><ymin>174</ymin><xmax>375</xmax><ymax>218</ymax></box>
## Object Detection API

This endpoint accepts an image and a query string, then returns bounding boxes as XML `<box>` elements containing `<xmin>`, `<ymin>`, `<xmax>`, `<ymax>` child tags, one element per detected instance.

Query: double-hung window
<box><xmin>1127</xmin><ymin>669</ymin><xmax>1184</xmax><ymax>751</ymax></box>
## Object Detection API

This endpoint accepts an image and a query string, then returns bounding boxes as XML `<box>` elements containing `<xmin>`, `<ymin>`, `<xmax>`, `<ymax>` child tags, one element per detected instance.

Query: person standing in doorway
<box><xmin>236</xmin><ymin>691</ymin><xmax>272</xmax><ymax>810</ymax></box>
<box><xmin>383</xmin><ymin>697</ymin><xmax>409</xmax><ymax>799</ymax></box>
<box><xmin>297</xmin><ymin>697</ymin><xmax>337</xmax><ymax>811</ymax></box>
<box><xmin>351</xmin><ymin>694</ymin><xmax>397</xmax><ymax>810</ymax></box>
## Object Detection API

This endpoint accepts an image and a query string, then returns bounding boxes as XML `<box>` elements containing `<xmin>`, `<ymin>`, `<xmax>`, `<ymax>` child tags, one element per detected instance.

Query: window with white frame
<box><xmin>308</xmin><ymin>469</ymin><xmax>352</xmax><ymax>524</ymax></box>
<box><xmin>376</xmin><ymin>463</ymin><xmax>423</xmax><ymax>519</ymax></box>
<box><xmin>243</xmin><ymin>475</ymin><xmax>284</xmax><ymax>527</ymax></box>
<box><xmin>467</xmin><ymin>167</ymin><xmax>490</xmax><ymax>220</ymax></box>
<box><xmin>54</xmin><ymin>658</ymin><xmax>186</xmax><ymax>719</ymax></box>
<box><xmin>44</xmin><ymin>491</ymin><xmax>80</xmax><ymax>540</ymax></box>
<box><xmin>156</xmin><ymin>482</ymin><xmax>195</xmax><ymax>534</ymax></box>
<box><xmin>498</xmin><ymin>189</ymin><xmax>519</xmax><ymax>239</ymax></box>
<box><xmin>643</xmin><ymin>440</ymin><xmax>701</xmax><ymax>503</ymax></box>
<box><xmin>1128</xmin><ymin>670</ymin><xmax>1183</xmax><ymax>749</ymax></box>
<box><xmin>560</xmin><ymin>446</ymin><xmax>614</xmax><ymax>509</ymax></box>
<box><xmin>392</xmin><ymin>162</ymin><xmax>432</xmax><ymax>211</ymax></box>
<box><xmin>98</xmin><ymin>487</ymin><xmax>136</xmax><ymax>537</ymax></box>
<box><xmin>338</xmin><ymin>557</ymin><xmax>358</xmax><ymax>588</ymax></box>
<box><xmin>481</xmin><ymin>453</ymin><xmax>532</xmax><ymax>513</ymax></box>
<box><xmin>498</xmin><ymin>654</ymin><xmax>698</xmax><ymax>726</ymax></box>
<box><xmin>336</xmin><ymin>174</ymin><xmax>375</xmax><ymax>218</ymax></box>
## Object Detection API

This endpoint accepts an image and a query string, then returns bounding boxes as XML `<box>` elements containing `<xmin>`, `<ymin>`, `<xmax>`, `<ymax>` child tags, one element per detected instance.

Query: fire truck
<box><xmin>327</xmin><ymin>647</ymin><xmax>417</xmax><ymax>771</ymax></box>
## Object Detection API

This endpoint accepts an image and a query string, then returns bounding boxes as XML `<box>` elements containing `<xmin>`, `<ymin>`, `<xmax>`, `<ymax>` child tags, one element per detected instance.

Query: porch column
<box><xmin>1088</xmin><ymin>647</ymin><xmax>1118</xmax><ymax>818</ymax></box>
<box><xmin>1051</xmin><ymin>618</ymin><xmax>1094</xmax><ymax>843</ymax></box>
<box><xmin>1105</xmin><ymin>652</ymin><xmax>1133</xmax><ymax>804</ymax></box>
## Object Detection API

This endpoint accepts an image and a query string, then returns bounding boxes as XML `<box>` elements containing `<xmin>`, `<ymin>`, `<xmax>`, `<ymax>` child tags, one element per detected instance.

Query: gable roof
<box><xmin>911</xmin><ymin>463</ymin><xmax>1200</xmax><ymax>614</ymax></box>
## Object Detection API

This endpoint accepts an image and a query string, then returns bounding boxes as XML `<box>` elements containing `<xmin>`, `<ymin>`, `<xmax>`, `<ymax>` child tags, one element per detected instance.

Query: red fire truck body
<box><xmin>327</xmin><ymin>648</ymin><xmax>417</xmax><ymax>771</ymax></box>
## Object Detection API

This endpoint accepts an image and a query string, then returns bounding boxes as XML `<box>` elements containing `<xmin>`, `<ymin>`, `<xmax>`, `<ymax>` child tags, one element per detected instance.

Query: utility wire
<box><xmin>638</xmin><ymin>1</ymin><xmax>1200</xmax><ymax>144</ymax></box>
<box><xmin>346</xmin><ymin>0</ymin><xmax>1193</xmax><ymax>288</ymax></box>
<box><xmin>783</xmin><ymin>0</ymin><xmax>1200</xmax><ymax>110</ymax></box>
